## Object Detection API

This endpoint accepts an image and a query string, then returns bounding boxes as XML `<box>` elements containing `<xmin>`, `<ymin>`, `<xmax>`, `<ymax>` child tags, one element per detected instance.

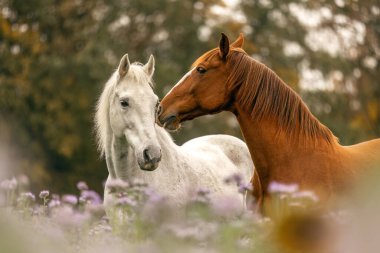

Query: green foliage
<box><xmin>299</xmin><ymin>0</ymin><xmax>380</xmax><ymax>143</ymax></box>
<box><xmin>0</xmin><ymin>0</ymin><xmax>229</xmax><ymax>192</ymax></box>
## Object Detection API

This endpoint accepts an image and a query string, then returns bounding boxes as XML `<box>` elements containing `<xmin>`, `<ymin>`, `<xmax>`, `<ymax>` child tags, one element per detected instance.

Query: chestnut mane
<box><xmin>193</xmin><ymin>48</ymin><xmax>337</xmax><ymax>144</ymax></box>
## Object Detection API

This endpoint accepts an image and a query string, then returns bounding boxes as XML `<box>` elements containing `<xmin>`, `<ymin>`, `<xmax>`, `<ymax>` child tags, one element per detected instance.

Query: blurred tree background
<box><xmin>0</xmin><ymin>0</ymin><xmax>378</xmax><ymax>193</ymax></box>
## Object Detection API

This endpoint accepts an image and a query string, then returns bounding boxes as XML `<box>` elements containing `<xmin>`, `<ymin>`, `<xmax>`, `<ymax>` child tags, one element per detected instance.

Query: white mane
<box><xmin>95</xmin><ymin>63</ymin><xmax>153</xmax><ymax>156</ymax></box>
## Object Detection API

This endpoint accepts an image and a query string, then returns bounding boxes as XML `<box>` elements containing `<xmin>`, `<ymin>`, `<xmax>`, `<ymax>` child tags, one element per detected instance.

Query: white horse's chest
<box><xmin>105</xmin><ymin>131</ymin><xmax>252</xmax><ymax>208</ymax></box>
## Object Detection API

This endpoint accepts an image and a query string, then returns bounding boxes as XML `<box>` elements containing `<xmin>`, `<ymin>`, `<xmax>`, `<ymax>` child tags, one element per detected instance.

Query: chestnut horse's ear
<box><xmin>118</xmin><ymin>53</ymin><xmax>130</xmax><ymax>78</ymax></box>
<box><xmin>231</xmin><ymin>33</ymin><xmax>244</xmax><ymax>48</ymax></box>
<box><xmin>219</xmin><ymin>33</ymin><xmax>230</xmax><ymax>60</ymax></box>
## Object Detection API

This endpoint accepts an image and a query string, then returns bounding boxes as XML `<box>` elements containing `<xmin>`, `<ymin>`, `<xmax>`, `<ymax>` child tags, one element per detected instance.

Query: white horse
<box><xmin>95</xmin><ymin>53</ymin><xmax>253</xmax><ymax>209</ymax></box>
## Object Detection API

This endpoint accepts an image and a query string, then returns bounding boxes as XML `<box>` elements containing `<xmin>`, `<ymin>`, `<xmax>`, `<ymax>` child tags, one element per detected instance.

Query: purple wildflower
<box><xmin>48</xmin><ymin>199</ymin><xmax>61</xmax><ymax>208</ymax></box>
<box><xmin>116</xmin><ymin>196</ymin><xmax>137</xmax><ymax>207</ymax></box>
<box><xmin>62</xmin><ymin>194</ymin><xmax>78</xmax><ymax>205</ymax></box>
<box><xmin>39</xmin><ymin>190</ymin><xmax>49</xmax><ymax>199</ymax></box>
<box><xmin>268</xmin><ymin>181</ymin><xmax>299</xmax><ymax>194</ymax></box>
<box><xmin>165</xmin><ymin>222</ymin><xmax>218</xmax><ymax>241</ymax></box>
<box><xmin>224</xmin><ymin>173</ymin><xmax>243</xmax><ymax>186</ymax></box>
<box><xmin>21</xmin><ymin>192</ymin><xmax>36</xmax><ymax>202</ymax></box>
<box><xmin>52</xmin><ymin>205</ymin><xmax>90</xmax><ymax>228</ymax></box>
<box><xmin>147</xmin><ymin>190</ymin><xmax>166</xmax><ymax>203</ymax></box>
<box><xmin>148</xmin><ymin>193</ymin><xmax>166</xmax><ymax>203</ymax></box>
<box><xmin>76</xmin><ymin>181</ymin><xmax>89</xmax><ymax>191</ymax></box>
<box><xmin>106</xmin><ymin>178</ymin><xmax>129</xmax><ymax>193</ymax></box>
<box><xmin>292</xmin><ymin>190</ymin><xmax>319</xmax><ymax>202</ymax></box>
<box><xmin>80</xmin><ymin>190</ymin><xmax>102</xmax><ymax>205</ymax></box>
<box><xmin>144</xmin><ymin>188</ymin><xmax>166</xmax><ymax>203</ymax></box>
<box><xmin>0</xmin><ymin>178</ymin><xmax>17</xmax><ymax>190</ymax></box>
<box><xmin>238</xmin><ymin>183</ymin><xmax>253</xmax><ymax>194</ymax></box>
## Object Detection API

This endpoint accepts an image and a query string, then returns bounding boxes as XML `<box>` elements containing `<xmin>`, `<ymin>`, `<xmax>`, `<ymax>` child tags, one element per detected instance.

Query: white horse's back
<box><xmin>182</xmin><ymin>134</ymin><xmax>252</xmax><ymax>180</ymax></box>
<box><xmin>180</xmin><ymin>135</ymin><xmax>253</xmax><ymax>206</ymax></box>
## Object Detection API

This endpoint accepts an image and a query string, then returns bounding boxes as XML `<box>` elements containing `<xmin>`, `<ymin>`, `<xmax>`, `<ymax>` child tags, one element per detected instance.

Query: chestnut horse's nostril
<box><xmin>163</xmin><ymin>115</ymin><xmax>177</xmax><ymax>127</ymax></box>
<box><xmin>158</xmin><ymin>113</ymin><xmax>176</xmax><ymax>127</ymax></box>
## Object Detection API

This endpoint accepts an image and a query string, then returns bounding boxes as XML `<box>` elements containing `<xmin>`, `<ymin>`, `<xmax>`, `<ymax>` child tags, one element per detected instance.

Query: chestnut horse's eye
<box><xmin>196</xmin><ymin>67</ymin><xmax>207</xmax><ymax>74</ymax></box>
<box><xmin>120</xmin><ymin>98</ymin><xmax>129</xmax><ymax>108</ymax></box>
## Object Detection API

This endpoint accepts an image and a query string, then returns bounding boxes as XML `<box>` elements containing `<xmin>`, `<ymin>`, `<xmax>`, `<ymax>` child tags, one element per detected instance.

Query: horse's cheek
<box><xmin>200</xmin><ymin>90</ymin><xmax>225</xmax><ymax>110</ymax></box>
<box><xmin>109</xmin><ymin>109</ymin><xmax>124</xmax><ymax>137</ymax></box>
<box><xmin>179</xmin><ymin>95</ymin><xmax>196</xmax><ymax>112</ymax></box>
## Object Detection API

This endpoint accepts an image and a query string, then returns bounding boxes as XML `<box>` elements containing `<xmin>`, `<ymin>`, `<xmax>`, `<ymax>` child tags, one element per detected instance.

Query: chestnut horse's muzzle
<box><xmin>157</xmin><ymin>109</ymin><xmax>180</xmax><ymax>131</ymax></box>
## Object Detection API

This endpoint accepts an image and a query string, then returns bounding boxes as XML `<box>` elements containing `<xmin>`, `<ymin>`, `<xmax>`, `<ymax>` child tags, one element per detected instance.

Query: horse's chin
<box><xmin>139</xmin><ymin>162</ymin><xmax>159</xmax><ymax>171</ymax></box>
<box><xmin>163</xmin><ymin>121</ymin><xmax>181</xmax><ymax>132</ymax></box>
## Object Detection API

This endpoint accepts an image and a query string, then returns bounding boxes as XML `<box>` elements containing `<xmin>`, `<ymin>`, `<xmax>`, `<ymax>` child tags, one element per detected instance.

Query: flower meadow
<box><xmin>1</xmin><ymin>172</ymin><xmax>380</xmax><ymax>253</ymax></box>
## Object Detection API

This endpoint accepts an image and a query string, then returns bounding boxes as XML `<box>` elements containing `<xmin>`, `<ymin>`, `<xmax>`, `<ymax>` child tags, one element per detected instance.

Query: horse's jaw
<box><xmin>110</xmin><ymin>135</ymin><xmax>134</xmax><ymax>180</ymax></box>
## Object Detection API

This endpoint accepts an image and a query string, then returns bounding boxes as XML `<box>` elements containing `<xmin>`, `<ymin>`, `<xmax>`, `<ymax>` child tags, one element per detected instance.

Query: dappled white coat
<box><xmin>104</xmin><ymin>128</ymin><xmax>253</xmax><ymax>208</ymax></box>
<box><xmin>96</xmin><ymin>54</ymin><xmax>253</xmax><ymax>210</ymax></box>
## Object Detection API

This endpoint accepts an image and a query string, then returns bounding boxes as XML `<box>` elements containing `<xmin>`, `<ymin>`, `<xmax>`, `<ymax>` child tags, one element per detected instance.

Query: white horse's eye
<box><xmin>120</xmin><ymin>99</ymin><xmax>129</xmax><ymax>108</ymax></box>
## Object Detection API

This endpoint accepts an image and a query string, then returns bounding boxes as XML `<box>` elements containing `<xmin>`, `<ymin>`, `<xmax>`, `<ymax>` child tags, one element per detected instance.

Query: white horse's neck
<box><xmin>110</xmin><ymin>125</ymin><xmax>181</xmax><ymax>182</ymax></box>
<box><xmin>110</xmin><ymin>135</ymin><xmax>134</xmax><ymax>180</ymax></box>
<box><xmin>156</xmin><ymin>125</ymin><xmax>180</xmax><ymax>155</ymax></box>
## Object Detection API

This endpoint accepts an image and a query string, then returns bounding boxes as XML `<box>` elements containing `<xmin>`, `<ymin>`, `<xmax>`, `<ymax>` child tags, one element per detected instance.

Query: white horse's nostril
<box><xmin>143</xmin><ymin>145</ymin><xmax>161</xmax><ymax>164</ymax></box>
<box><xmin>143</xmin><ymin>148</ymin><xmax>151</xmax><ymax>162</ymax></box>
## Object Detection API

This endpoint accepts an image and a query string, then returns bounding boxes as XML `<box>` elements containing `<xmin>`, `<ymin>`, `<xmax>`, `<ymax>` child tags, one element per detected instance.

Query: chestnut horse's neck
<box><xmin>227</xmin><ymin>51</ymin><xmax>336</xmax><ymax>146</ymax></box>
<box><xmin>226</xmin><ymin>52</ymin><xmax>340</xmax><ymax>200</ymax></box>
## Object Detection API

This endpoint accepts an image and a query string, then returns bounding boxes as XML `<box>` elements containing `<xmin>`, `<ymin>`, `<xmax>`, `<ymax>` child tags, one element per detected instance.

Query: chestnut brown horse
<box><xmin>157</xmin><ymin>33</ymin><xmax>380</xmax><ymax>207</ymax></box>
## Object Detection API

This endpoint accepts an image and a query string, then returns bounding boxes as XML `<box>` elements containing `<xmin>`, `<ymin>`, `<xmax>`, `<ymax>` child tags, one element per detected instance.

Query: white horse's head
<box><xmin>99</xmin><ymin>54</ymin><xmax>161</xmax><ymax>171</ymax></box>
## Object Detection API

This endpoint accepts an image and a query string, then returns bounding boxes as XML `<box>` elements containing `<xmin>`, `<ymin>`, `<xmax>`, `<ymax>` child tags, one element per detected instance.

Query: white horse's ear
<box><xmin>143</xmin><ymin>54</ymin><xmax>155</xmax><ymax>77</ymax></box>
<box><xmin>118</xmin><ymin>54</ymin><xmax>130</xmax><ymax>78</ymax></box>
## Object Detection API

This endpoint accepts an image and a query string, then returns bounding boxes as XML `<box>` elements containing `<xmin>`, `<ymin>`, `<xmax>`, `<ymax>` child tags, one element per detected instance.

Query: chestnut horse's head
<box><xmin>157</xmin><ymin>33</ymin><xmax>245</xmax><ymax>130</ymax></box>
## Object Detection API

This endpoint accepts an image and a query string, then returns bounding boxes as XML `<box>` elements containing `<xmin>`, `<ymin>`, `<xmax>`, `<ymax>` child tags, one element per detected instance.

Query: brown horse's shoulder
<box><xmin>341</xmin><ymin>138</ymin><xmax>380</xmax><ymax>170</ymax></box>
<box><xmin>326</xmin><ymin>139</ymin><xmax>380</xmax><ymax>195</ymax></box>
<box><xmin>344</xmin><ymin>138</ymin><xmax>380</xmax><ymax>151</ymax></box>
